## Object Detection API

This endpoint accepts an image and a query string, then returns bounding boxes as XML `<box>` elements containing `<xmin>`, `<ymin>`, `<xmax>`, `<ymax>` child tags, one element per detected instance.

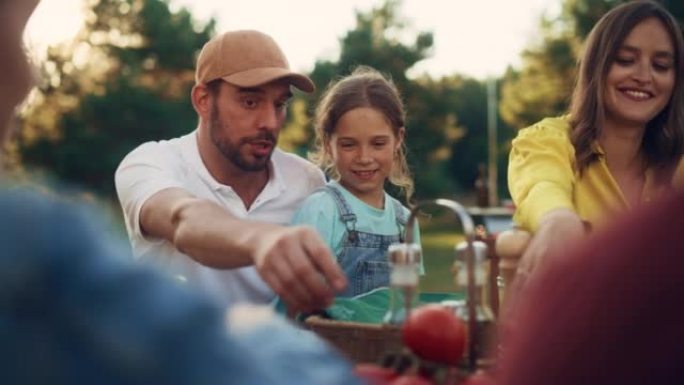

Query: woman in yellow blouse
<box><xmin>509</xmin><ymin>1</ymin><xmax>684</xmax><ymax>275</ymax></box>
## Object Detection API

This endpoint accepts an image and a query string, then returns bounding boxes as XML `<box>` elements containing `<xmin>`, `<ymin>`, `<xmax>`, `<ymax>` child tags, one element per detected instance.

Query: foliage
<box><xmin>306</xmin><ymin>0</ymin><xmax>446</xmax><ymax>200</ymax></box>
<box><xmin>499</xmin><ymin>33</ymin><xmax>577</xmax><ymax>130</ymax></box>
<box><xmin>14</xmin><ymin>0</ymin><xmax>214</xmax><ymax>197</ymax></box>
<box><xmin>12</xmin><ymin>0</ymin><xmax>518</xmax><ymax>202</ymax></box>
<box><xmin>499</xmin><ymin>0</ymin><xmax>684</xmax><ymax>131</ymax></box>
<box><xmin>298</xmin><ymin>0</ymin><xmax>504</xmax><ymax>200</ymax></box>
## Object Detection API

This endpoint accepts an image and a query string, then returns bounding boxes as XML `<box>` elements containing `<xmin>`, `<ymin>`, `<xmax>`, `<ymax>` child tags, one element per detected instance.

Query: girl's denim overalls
<box><xmin>323</xmin><ymin>185</ymin><xmax>407</xmax><ymax>297</ymax></box>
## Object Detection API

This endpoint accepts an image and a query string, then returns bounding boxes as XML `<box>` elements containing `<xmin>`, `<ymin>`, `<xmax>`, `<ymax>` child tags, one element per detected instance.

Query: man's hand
<box><xmin>251</xmin><ymin>225</ymin><xmax>347</xmax><ymax>314</ymax></box>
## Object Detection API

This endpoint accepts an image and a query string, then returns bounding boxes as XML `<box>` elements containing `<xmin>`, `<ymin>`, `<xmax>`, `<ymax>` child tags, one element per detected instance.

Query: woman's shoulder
<box><xmin>517</xmin><ymin>116</ymin><xmax>572</xmax><ymax>140</ymax></box>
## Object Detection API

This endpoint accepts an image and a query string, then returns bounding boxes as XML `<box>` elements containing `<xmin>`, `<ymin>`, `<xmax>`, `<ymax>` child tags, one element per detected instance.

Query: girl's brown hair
<box><xmin>569</xmin><ymin>0</ymin><xmax>684</xmax><ymax>174</ymax></box>
<box><xmin>311</xmin><ymin>66</ymin><xmax>414</xmax><ymax>203</ymax></box>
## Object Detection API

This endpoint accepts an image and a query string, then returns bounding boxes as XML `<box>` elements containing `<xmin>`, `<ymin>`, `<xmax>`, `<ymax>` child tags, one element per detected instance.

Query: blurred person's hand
<box><xmin>515</xmin><ymin>208</ymin><xmax>586</xmax><ymax>284</ymax></box>
<box><xmin>500</xmin><ymin>209</ymin><xmax>586</xmax><ymax>345</ymax></box>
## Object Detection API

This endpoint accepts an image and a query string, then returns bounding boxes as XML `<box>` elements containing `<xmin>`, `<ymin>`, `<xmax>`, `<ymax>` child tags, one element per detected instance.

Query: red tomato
<box><xmin>390</xmin><ymin>374</ymin><xmax>434</xmax><ymax>385</ymax></box>
<box><xmin>353</xmin><ymin>363</ymin><xmax>399</xmax><ymax>385</ymax></box>
<box><xmin>401</xmin><ymin>304</ymin><xmax>466</xmax><ymax>365</ymax></box>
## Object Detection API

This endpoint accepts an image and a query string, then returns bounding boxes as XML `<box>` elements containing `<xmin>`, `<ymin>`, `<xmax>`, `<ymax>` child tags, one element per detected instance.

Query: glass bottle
<box><xmin>383</xmin><ymin>243</ymin><xmax>422</xmax><ymax>325</ymax></box>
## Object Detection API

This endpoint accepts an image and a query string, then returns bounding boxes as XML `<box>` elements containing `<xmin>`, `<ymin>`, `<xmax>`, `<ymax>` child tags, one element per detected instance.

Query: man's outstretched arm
<box><xmin>140</xmin><ymin>187</ymin><xmax>347</xmax><ymax>313</ymax></box>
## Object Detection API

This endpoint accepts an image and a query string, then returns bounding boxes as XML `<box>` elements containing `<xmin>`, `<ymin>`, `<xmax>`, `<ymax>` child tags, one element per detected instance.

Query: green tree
<box><xmin>12</xmin><ymin>0</ymin><xmax>520</xmax><ymax>203</ymax></box>
<box><xmin>15</xmin><ymin>0</ymin><xmax>214</xmax><ymax>197</ymax></box>
<box><xmin>445</xmin><ymin>77</ymin><xmax>515</xmax><ymax>200</ymax></box>
<box><xmin>565</xmin><ymin>0</ymin><xmax>683</xmax><ymax>36</ymax></box>
<box><xmin>499</xmin><ymin>20</ymin><xmax>578</xmax><ymax>130</ymax></box>
<box><xmin>302</xmin><ymin>0</ymin><xmax>485</xmax><ymax>200</ymax></box>
<box><xmin>291</xmin><ymin>0</ymin><xmax>519</xmax><ymax>199</ymax></box>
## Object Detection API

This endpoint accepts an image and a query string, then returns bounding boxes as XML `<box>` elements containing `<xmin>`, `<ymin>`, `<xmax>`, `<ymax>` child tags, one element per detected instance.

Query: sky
<box><xmin>25</xmin><ymin>0</ymin><xmax>561</xmax><ymax>80</ymax></box>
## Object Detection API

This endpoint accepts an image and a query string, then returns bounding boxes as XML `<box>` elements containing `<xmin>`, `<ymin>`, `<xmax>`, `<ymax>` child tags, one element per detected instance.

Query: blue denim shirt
<box><xmin>0</xmin><ymin>188</ymin><xmax>361</xmax><ymax>385</ymax></box>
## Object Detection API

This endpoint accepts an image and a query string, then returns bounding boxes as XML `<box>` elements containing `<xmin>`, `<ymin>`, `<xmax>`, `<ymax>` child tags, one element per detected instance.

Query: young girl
<box><xmin>292</xmin><ymin>66</ymin><xmax>421</xmax><ymax>297</ymax></box>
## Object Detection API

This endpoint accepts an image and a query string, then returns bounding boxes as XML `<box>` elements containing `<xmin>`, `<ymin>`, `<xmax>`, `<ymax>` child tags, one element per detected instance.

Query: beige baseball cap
<box><xmin>195</xmin><ymin>30</ymin><xmax>315</xmax><ymax>93</ymax></box>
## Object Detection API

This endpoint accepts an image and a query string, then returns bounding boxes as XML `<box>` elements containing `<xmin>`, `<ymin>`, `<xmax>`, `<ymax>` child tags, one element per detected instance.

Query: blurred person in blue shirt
<box><xmin>0</xmin><ymin>1</ymin><xmax>361</xmax><ymax>384</ymax></box>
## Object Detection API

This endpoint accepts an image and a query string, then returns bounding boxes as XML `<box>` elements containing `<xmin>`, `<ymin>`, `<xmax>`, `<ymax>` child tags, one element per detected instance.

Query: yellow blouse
<box><xmin>508</xmin><ymin>116</ymin><xmax>683</xmax><ymax>232</ymax></box>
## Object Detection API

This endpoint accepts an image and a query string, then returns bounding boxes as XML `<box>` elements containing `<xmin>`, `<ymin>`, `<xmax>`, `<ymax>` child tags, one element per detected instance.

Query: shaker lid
<box><xmin>455</xmin><ymin>240</ymin><xmax>488</xmax><ymax>262</ymax></box>
<box><xmin>387</xmin><ymin>243</ymin><xmax>422</xmax><ymax>265</ymax></box>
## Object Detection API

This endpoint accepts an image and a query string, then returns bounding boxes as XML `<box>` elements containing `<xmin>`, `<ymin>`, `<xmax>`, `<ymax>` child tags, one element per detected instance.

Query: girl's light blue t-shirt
<box><xmin>291</xmin><ymin>180</ymin><xmax>422</xmax><ymax>271</ymax></box>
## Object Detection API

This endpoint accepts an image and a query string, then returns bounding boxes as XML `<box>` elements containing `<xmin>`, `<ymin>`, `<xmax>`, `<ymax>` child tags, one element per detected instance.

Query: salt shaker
<box><xmin>383</xmin><ymin>242</ymin><xmax>422</xmax><ymax>325</ymax></box>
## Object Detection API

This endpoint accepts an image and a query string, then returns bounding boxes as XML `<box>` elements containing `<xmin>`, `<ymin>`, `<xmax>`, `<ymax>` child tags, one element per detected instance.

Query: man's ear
<box><xmin>191</xmin><ymin>84</ymin><xmax>212</xmax><ymax>120</ymax></box>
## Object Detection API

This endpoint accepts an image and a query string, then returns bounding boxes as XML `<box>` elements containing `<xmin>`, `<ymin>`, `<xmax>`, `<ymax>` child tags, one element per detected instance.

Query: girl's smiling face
<box><xmin>328</xmin><ymin>107</ymin><xmax>403</xmax><ymax>209</ymax></box>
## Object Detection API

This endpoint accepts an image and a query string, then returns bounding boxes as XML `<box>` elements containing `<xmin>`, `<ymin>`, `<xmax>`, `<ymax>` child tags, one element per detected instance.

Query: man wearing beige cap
<box><xmin>115</xmin><ymin>30</ymin><xmax>347</xmax><ymax>312</ymax></box>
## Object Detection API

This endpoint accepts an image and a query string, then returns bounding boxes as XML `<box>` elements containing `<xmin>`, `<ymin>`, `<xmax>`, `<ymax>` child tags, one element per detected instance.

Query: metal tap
<box><xmin>404</xmin><ymin>198</ymin><xmax>480</xmax><ymax>371</ymax></box>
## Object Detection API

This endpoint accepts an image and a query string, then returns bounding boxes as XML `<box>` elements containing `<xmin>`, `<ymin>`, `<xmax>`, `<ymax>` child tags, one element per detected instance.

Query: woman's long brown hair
<box><xmin>569</xmin><ymin>0</ymin><xmax>684</xmax><ymax>176</ymax></box>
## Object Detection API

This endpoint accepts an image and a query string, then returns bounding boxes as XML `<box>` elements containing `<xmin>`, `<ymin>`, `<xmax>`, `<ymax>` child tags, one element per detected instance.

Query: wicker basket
<box><xmin>305</xmin><ymin>316</ymin><xmax>404</xmax><ymax>363</ymax></box>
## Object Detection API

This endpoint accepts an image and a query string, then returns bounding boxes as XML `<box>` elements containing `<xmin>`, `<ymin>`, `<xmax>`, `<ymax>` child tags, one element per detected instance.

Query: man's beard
<box><xmin>208</xmin><ymin>102</ymin><xmax>277</xmax><ymax>172</ymax></box>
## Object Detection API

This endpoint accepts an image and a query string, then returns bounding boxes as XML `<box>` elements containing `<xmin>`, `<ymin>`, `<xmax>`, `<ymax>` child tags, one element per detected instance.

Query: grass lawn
<box><xmin>418</xmin><ymin>228</ymin><xmax>465</xmax><ymax>294</ymax></box>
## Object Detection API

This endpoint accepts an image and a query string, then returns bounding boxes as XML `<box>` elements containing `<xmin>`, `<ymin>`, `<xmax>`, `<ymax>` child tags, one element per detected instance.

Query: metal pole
<box><xmin>486</xmin><ymin>77</ymin><xmax>498</xmax><ymax>207</ymax></box>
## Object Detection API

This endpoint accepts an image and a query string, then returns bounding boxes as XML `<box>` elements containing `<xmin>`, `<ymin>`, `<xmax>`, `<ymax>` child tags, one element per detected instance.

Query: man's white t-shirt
<box><xmin>115</xmin><ymin>130</ymin><xmax>325</xmax><ymax>308</ymax></box>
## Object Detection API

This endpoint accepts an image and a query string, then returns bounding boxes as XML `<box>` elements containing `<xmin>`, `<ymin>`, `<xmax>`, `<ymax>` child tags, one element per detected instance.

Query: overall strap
<box><xmin>322</xmin><ymin>185</ymin><xmax>359</xmax><ymax>244</ymax></box>
<box><xmin>391</xmin><ymin>197</ymin><xmax>408</xmax><ymax>242</ymax></box>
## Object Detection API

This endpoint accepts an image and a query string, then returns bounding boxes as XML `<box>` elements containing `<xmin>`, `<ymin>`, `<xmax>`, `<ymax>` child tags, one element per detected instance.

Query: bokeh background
<box><xmin>7</xmin><ymin>0</ymin><xmax>683</xmax><ymax>291</ymax></box>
